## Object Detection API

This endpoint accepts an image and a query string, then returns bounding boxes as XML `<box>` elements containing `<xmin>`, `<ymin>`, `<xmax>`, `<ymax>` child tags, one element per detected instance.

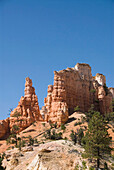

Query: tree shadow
<box><xmin>23</xmin><ymin>129</ymin><xmax>36</xmax><ymax>133</ymax></box>
<box><xmin>66</xmin><ymin>117</ymin><xmax>76</xmax><ymax>124</ymax></box>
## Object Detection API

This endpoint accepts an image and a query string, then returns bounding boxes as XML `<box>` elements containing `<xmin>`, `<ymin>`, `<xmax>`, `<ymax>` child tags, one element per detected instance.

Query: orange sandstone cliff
<box><xmin>0</xmin><ymin>63</ymin><xmax>113</xmax><ymax>139</ymax></box>
<box><xmin>41</xmin><ymin>63</ymin><xmax>113</xmax><ymax>123</ymax></box>
<box><xmin>9</xmin><ymin>77</ymin><xmax>40</xmax><ymax>132</ymax></box>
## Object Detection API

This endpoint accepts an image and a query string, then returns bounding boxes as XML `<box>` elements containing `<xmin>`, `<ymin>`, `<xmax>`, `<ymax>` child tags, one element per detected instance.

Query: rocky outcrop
<box><xmin>10</xmin><ymin>77</ymin><xmax>40</xmax><ymax>132</ymax></box>
<box><xmin>0</xmin><ymin>118</ymin><xmax>9</xmax><ymax>139</ymax></box>
<box><xmin>109</xmin><ymin>87</ymin><xmax>114</xmax><ymax>99</ymax></box>
<box><xmin>27</xmin><ymin>140</ymin><xmax>85</xmax><ymax>170</ymax></box>
<box><xmin>42</xmin><ymin>63</ymin><xmax>113</xmax><ymax>124</ymax></box>
<box><xmin>0</xmin><ymin>63</ymin><xmax>113</xmax><ymax>139</ymax></box>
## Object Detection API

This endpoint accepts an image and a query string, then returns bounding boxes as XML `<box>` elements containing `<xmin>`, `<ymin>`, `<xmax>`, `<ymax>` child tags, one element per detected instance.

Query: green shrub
<box><xmin>89</xmin><ymin>167</ymin><xmax>95</xmax><ymax>170</ymax></box>
<box><xmin>48</xmin><ymin>120</ymin><xmax>53</xmax><ymax>128</ymax></box>
<box><xmin>70</xmin><ymin>130</ymin><xmax>77</xmax><ymax>144</ymax></box>
<box><xmin>44</xmin><ymin>129</ymin><xmax>62</xmax><ymax>140</ymax></box>
<box><xmin>74</xmin><ymin>164</ymin><xmax>79</xmax><ymax>170</ymax></box>
<box><xmin>64</xmin><ymin>137</ymin><xmax>68</xmax><ymax>140</ymax></box>
<box><xmin>34</xmin><ymin>138</ymin><xmax>38</xmax><ymax>144</ymax></box>
<box><xmin>21</xmin><ymin>140</ymin><xmax>26</xmax><ymax>147</ymax></box>
<box><xmin>104</xmin><ymin>162</ymin><xmax>109</xmax><ymax>170</ymax></box>
<box><xmin>6</xmin><ymin>136</ymin><xmax>11</xmax><ymax>144</ymax></box>
<box><xmin>104</xmin><ymin>112</ymin><xmax>114</xmax><ymax>122</ymax></box>
<box><xmin>61</xmin><ymin>124</ymin><xmax>66</xmax><ymax>131</ymax></box>
<box><xmin>74</xmin><ymin>122</ymin><xmax>82</xmax><ymax>126</ymax></box>
<box><xmin>53</xmin><ymin>122</ymin><xmax>57</xmax><ymax>128</ymax></box>
<box><xmin>77</xmin><ymin>128</ymin><xmax>84</xmax><ymax>145</ymax></box>
<box><xmin>111</xmin><ymin>163</ymin><xmax>114</xmax><ymax>167</ymax></box>
<box><xmin>82</xmin><ymin>161</ymin><xmax>87</xmax><ymax>170</ymax></box>
<box><xmin>42</xmin><ymin>123</ymin><xmax>45</xmax><ymax>127</ymax></box>
<box><xmin>32</xmin><ymin>122</ymin><xmax>36</xmax><ymax>126</ymax></box>
<box><xmin>74</xmin><ymin>106</ymin><xmax>80</xmax><ymax>112</ymax></box>
<box><xmin>28</xmin><ymin>136</ymin><xmax>34</xmax><ymax>146</ymax></box>
<box><xmin>0</xmin><ymin>153</ymin><xmax>5</xmax><ymax>170</ymax></box>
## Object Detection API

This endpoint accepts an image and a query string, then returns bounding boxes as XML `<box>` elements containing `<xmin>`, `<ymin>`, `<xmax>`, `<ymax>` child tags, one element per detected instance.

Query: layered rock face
<box><xmin>10</xmin><ymin>77</ymin><xmax>40</xmax><ymax>132</ymax></box>
<box><xmin>42</xmin><ymin>63</ymin><xmax>113</xmax><ymax>124</ymax></box>
<box><xmin>0</xmin><ymin>63</ymin><xmax>113</xmax><ymax>138</ymax></box>
<box><xmin>109</xmin><ymin>88</ymin><xmax>114</xmax><ymax>99</ymax></box>
<box><xmin>0</xmin><ymin>118</ymin><xmax>9</xmax><ymax>139</ymax></box>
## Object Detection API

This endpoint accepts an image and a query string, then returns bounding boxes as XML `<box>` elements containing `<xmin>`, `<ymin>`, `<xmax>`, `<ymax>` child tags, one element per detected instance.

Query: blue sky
<box><xmin>0</xmin><ymin>0</ymin><xmax>114</xmax><ymax>120</ymax></box>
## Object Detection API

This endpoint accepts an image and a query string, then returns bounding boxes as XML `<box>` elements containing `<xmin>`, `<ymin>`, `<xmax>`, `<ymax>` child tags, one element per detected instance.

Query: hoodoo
<box><xmin>0</xmin><ymin>63</ymin><xmax>113</xmax><ymax>139</ymax></box>
<box><xmin>10</xmin><ymin>77</ymin><xmax>40</xmax><ymax>132</ymax></box>
<box><xmin>41</xmin><ymin>63</ymin><xmax>113</xmax><ymax>124</ymax></box>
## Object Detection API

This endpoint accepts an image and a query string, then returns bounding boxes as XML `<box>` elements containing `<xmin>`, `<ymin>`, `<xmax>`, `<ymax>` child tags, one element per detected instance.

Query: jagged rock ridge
<box><xmin>0</xmin><ymin>63</ymin><xmax>114</xmax><ymax>138</ymax></box>
<box><xmin>41</xmin><ymin>63</ymin><xmax>114</xmax><ymax>124</ymax></box>
<box><xmin>10</xmin><ymin>77</ymin><xmax>40</xmax><ymax>132</ymax></box>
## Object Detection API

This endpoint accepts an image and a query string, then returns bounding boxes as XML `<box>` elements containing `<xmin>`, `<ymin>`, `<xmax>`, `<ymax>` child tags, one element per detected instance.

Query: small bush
<box><xmin>28</xmin><ymin>136</ymin><xmax>34</xmax><ymax>146</ymax></box>
<box><xmin>0</xmin><ymin>153</ymin><xmax>5</xmax><ymax>170</ymax></box>
<box><xmin>70</xmin><ymin>130</ymin><xmax>77</xmax><ymax>144</ymax></box>
<box><xmin>64</xmin><ymin>137</ymin><xmax>68</xmax><ymax>140</ymax></box>
<box><xmin>21</xmin><ymin>140</ymin><xmax>26</xmax><ymax>147</ymax></box>
<box><xmin>89</xmin><ymin>167</ymin><xmax>95</xmax><ymax>170</ymax></box>
<box><xmin>77</xmin><ymin>128</ymin><xmax>84</xmax><ymax>145</ymax></box>
<box><xmin>104</xmin><ymin>162</ymin><xmax>109</xmax><ymax>170</ymax></box>
<box><xmin>34</xmin><ymin>138</ymin><xmax>38</xmax><ymax>144</ymax></box>
<box><xmin>44</xmin><ymin>129</ymin><xmax>62</xmax><ymax>140</ymax></box>
<box><xmin>53</xmin><ymin>122</ymin><xmax>57</xmax><ymax>128</ymax></box>
<box><xmin>82</xmin><ymin>160</ymin><xmax>87</xmax><ymax>170</ymax></box>
<box><xmin>74</xmin><ymin>122</ymin><xmax>82</xmax><ymax>126</ymax></box>
<box><xmin>112</xmin><ymin>163</ymin><xmax>114</xmax><ymax>166</ymax></box>
<box><xmin>61</xmin><ymin>124</ymin><xmax>66</xmax><ymax>131</ymax></box>
<box><xmin>74</xmin><ymin>164</ymin><xmax>79</xmax><ymax>170</ymax></box>
<box><xmin>32</xmin><ymin>122</ymin><xmax>36</xmax><ymax>126</ymax></box>
<box><xmin>42</xmin><ymin>123</ymin><xmax>45</xmax><ymax>127</ymax></box>
<box><xmin>74</xmin><ymin>106</ymin><xmax>80</xmax><ymax>112</ymax></box>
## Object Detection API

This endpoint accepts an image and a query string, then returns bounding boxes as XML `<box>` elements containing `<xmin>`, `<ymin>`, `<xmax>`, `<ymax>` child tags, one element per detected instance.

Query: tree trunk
<box><xmin>97</xmin><ymin>158</ymin><xmax>100</xmax><ymax>169</ymax></box>
<box><xmin>97</xmin><ymin>147</ymin><xmax>100</xmax><ymax>169</ymax></box>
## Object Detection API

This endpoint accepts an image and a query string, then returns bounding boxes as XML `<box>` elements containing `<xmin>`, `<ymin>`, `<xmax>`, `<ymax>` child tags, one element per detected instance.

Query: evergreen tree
<box><xmin>83</xmin><ymin>112</ymin><xmax>111</xmax><ymax>169</ymax></box>
<box><xmin>12</xmin><ymin>110</ymin><xmax>21</xmax><ymax>121</ymax></box>
<box><xmin>85</xmin><ymin>104</ymin><xmax>95</xmax><ymax>122</ymax></box>
<box><xmin>70</xmin><ymin>130</ymin><xmax>77</xmax><ymax>144</ymax></box>
<box><xmin>77</xmin><ymin>128</ymin><xmax>84</xmax><ymax>145</ymax></box>
<box><xmin>28</xmin><ymin>135</ymin><xmax>34</xmax><ymax>146</ymax></box>
<box><xmin>12</xmin><ymin>125</ymin><xmax>19</xmax><ymax>134</ymax></box>
<box><xmin>0</xmin><ymin>153</ymin><xmax>5</xmax><ymax>170</ymax></box>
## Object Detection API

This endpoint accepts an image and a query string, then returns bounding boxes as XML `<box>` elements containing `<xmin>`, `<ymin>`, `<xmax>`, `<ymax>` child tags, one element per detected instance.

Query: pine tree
<box><xmin>70</xmin><ymin>130</ymin><xmax>77</xmax><ymax>144</ymax></box>
<box><xmin>85</xmin><ymin>104</ymin><xmax>95</xmax><ymax>122</ymax></box>
<box><xmin>83</xmin><ymin>112</ymin><xmax>111</xmax><ymax>169</ymax></box>
<box><xmin>77</xmin><ymin>128</ymin><xmax>84</xmax><ymax>145</ymax></box>
<box><xmin>12</xmin><ymin>110</ymin><xmax>21</xmax><ymax>121</ymax></box>
<box><xmin>0</xmin><ymin>153</ymin><xmax>5</xmax><ymax>170</ymax></box>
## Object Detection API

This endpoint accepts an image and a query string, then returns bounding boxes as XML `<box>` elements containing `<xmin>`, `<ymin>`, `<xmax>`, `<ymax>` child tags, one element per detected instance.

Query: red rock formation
<box><xmin>42</xmin><ymin>63</ymin><xmax>113</xmax><ymax>124</ymax></box>
<box><xmin>98</xmin><ymin>86</ymin><xmax>112</xmax><ymax>113</ymax></box>
<box><xmin>10</xmin><ymin>77</ymin><xmax>40</xmax><ymax>132</ymax></box>
<box><xmin>0</xmin><ymin>118</ymin><xmax>9</xmax><ymax>139</ymax></box>
<box><xmin>0</xmin><ymin>63</ymin><xmax>113</xmax><ymax>138</ymax></box>
<box><xmin>109</xmin><ymin>87</ymin><xmax>114</xmax><ymax>99</ymax></box>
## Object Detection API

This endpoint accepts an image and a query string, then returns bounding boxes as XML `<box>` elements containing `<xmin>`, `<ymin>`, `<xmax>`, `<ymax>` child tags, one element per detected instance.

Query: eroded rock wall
<box><xmin>10</xmin><ymin>77</ymin><xmax>40</xmax><ymax>132</ymax></box>
<box><xmin>43</xmin><ymin>63</ymin><xmax>113</xmax><ymax>124</ymax></box>
<box><xmin>0</xmin><ymin>118</ymin><xmax>9</xmax><ymax>139</ymax></box>
<box><xmin>0</xmin><ymin>63</ymin><xmax>113</xmax><ymax>138</ymax></box>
